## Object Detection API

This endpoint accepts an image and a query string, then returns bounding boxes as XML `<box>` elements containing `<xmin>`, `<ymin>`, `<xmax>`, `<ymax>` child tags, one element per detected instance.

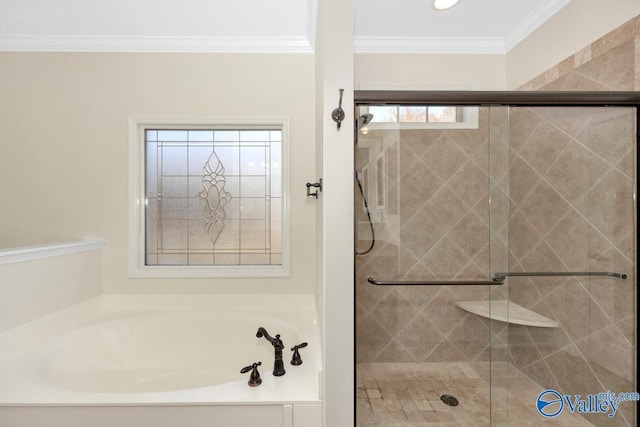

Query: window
<box><xmin>129</xmin><ymin>117</ymin><xmax>289</xmax><ymax>278</ymax></box>
<box><xmin>363</xmin><ymin>105</ymin><xmax>478</xmax><ymax>129</ymax></box>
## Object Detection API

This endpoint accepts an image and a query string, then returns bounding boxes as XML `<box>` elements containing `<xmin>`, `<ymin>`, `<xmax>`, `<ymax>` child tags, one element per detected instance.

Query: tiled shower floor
<box><xmin>356</xmin><ymin>362</ymin><xmax>595</xmax><ymax>426</ymax></box>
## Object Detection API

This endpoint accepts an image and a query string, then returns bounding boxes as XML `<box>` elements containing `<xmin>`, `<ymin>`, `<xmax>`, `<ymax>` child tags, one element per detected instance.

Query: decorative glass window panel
<box><xmin>145</xmin><ymin>128</ymin><xmax>281</xmax><ymax>266</ymax></box>
<box><xmin>130</xmin><ymin>118</ymin><xmax>289</xmax><ymax>277</ymax></box>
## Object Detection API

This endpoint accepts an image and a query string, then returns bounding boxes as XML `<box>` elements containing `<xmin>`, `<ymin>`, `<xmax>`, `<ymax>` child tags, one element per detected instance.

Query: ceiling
<box><xmin>355</xmin><ymin>0</ymin><xmax>570</xmax><ymax>53</ymax></box>
<box><xmin>0</xmin><ymin>0</ymin><xmax>570</xmax><ymax>53</ymax></box>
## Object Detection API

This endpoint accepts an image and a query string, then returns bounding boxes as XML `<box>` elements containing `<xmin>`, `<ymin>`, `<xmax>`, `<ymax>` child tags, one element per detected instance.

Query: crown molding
<box><xmin>504</xmin><ymin>0</ymin><xmax>571</xmax><ymax>51</ymax></box>
<box><xmin>354</xmin><ymin>36</ymin><xmax>506</xmax><ymax>54</ymax></box>
<box><xmin>0</xmin><ymin>0</ymin><xmax>568</xmax><ymax>55</ymax></box>
<box><xmin>0</xmin><ymin>35</ymin><xmax>313</xmax><ymax>53</ymax></box>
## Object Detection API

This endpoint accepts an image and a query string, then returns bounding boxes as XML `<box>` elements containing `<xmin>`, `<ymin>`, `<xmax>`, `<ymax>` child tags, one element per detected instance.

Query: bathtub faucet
<box><xmin>256</xmin><ymin>327</ymin><xmax>286</xmax><ymax>376</ymax></box>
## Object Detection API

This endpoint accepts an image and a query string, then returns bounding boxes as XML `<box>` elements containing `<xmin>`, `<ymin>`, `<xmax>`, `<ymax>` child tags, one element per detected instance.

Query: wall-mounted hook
<box><xmin>306</xmin><ymin>179</ymin><xmax>323</xmax><ymax>198</ymax></box>
<box><xmin>331</xmin><ymin>89</ymin><xmax>345</xmax><ymax>130</ymax></box>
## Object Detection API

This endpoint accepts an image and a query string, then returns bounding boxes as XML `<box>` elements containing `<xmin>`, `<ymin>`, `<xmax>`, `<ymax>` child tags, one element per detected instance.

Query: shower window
<box><xmin>128</xmin><ymin>117</ymin><xmax>290</xmax><ymax>278</ymax></box>
<box><xmin>364</xmin><ymin>105</ymin><xmax>478</xmax><ymax>129</ymax></box>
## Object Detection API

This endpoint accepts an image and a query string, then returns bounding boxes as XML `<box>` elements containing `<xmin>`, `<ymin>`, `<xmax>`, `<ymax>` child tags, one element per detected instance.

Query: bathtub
<box><xmin>0</xmin><ymin>294</ymin><xmax>323</xmax><ymax>427</ymax></box>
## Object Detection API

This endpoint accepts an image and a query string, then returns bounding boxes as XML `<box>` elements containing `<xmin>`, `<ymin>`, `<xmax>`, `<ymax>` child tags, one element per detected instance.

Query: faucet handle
<box><xmin>240</xmin><ymin>361</ymin><xmax>262</xmax><ymax>387</ymax></box>
<box><xmin>290</xmin><ymin>342</ymin><xmax>308</xmax><ymax>366</ymax></box>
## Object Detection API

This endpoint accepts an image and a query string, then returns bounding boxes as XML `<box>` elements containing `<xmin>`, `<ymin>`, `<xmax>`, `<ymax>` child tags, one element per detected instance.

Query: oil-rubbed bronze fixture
<box><xmin>290</xmin><ymin>342</ymin><xmax>308</xmax><ymax>366</ymax></box>
<box><xmin>331</xmin><ymin>88</ymin><xmax>345</xmax><ymax>129</ymax></box>
<box><xmin>256</xmin><ymin>327</ymin><xmax>286</xmax><ymax>376</ymax></box>
<box><xmin>440</xmin><ymin>394</ymin><xmax>459</xmax><ymax>406</ymax></box>
<box><xmin>306</xmin><ymin>179</ymin><xmax>323</xmax><ymax>198</ymax></box>
<box><xmin>240</xmin><ymin>361</ymin><xmax>262</xmax><ymax>387</ymax></box>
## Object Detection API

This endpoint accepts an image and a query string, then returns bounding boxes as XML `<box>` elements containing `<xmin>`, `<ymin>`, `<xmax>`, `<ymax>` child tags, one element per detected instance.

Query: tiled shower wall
<box><xmin>355</xmin><ymin>110</ymin><xmax>502</xmax><ymax>363</ymax></box>
<box><xmin>509</xmin><ymin>16</ymin><xmax>638</xmax><ymax>427</ymax></box>
<box><xmin>518</xmin><ymin>16</ymin><xmax>640</xmax><ymax>92</ymax></box>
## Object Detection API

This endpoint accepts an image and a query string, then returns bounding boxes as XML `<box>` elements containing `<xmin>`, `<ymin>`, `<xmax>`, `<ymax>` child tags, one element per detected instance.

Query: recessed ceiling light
<box><xmin>433</xmin><ymin>0</ymin><xmax>460</xmax><ymax>11</ymax></box>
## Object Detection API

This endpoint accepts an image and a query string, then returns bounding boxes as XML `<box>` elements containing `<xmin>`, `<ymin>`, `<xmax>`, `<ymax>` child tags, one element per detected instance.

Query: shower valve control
<box><xmin>306</xmin><ymin>179</ymin><xmax>323</xmax><ymax>198</ymax></box>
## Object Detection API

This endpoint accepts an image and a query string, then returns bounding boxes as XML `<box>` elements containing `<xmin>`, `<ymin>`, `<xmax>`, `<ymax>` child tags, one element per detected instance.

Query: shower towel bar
<box><xmin>367</xmin><ymin>271</ymin><xmax>627</xmax><ymax>287</ymax></box>
<box><xmin>366</xmin><ymin>277</ymin><xmax>503</xmax><ymax>286</ymax></box>
<box><xmin>492</xmin><ymin>271</ymin><xmax>627</xmax><ymax>281</ymax></box>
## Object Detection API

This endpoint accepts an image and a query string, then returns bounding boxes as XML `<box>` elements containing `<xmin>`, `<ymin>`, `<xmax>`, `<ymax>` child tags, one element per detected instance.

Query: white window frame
<box><xmin>128</xmin><ymin>116</ymin><xmax>290</xmax><ymax>278</ymax></box>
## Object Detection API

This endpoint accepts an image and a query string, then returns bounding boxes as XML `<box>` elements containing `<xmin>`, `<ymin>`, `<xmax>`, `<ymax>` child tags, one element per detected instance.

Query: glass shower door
<box><xmin>493</xmin><ymin>105</ymin><xmax>637</xmax><ymax>427</ymax></box>
<box><xmin>355</xmin><ymin>104</ymin><xmax>500</xmax><ymax>426</ymax></box>
<box><xmin>355</xmin><ymin>96</ymin><xmax>637</xmax><ymax>427</ymax></box>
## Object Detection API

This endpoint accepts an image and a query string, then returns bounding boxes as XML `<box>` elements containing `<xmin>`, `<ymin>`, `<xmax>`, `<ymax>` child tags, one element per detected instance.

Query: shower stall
<box><xmin>354</xmin><ymin>91</ymin><xmax>638</xmax><ymax>427</ymax></box>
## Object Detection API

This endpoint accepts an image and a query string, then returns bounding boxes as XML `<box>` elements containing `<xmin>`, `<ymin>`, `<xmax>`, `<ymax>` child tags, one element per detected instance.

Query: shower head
<box><xmin>357</xmin><ymin>113</ymin><xmax>374</xmax><ymax>130</ymax></box>
<box><xmin>355</xmin><ymin>113</ymin><xmax>374</xmax><ymax>141</ymax></box>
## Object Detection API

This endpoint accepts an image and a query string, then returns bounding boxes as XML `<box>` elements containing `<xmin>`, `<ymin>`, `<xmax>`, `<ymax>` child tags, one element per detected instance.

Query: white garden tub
<box><xmin>0</xmin><ymin>295</ymin><xmax>322</xmax><ymax>427</ymax></box>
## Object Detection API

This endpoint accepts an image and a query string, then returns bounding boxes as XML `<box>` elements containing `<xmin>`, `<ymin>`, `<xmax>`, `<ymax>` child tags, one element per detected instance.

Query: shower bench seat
<box><xmin>455</xmin><ymin>300</ymin><xmax>558</xmax><ymax>328</ymax></box>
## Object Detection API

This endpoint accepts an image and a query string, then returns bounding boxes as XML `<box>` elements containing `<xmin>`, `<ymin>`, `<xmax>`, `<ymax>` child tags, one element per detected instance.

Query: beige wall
<box><xmin>0</xmin><ymin>53</ymin><xmax>317</xmax><ymax>294</ymax></box>
<box><xmin>506</xmin><ymin>0</ymin><xmax>640</xmax><ymax>89</ymax></box>
<box><xmin>355</xmin><ymin>54</ymin><xmax>507</xmax><ymax>90</ymax></box>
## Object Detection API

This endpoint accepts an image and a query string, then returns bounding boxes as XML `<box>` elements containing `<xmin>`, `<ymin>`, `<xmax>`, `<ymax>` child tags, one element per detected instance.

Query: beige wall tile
<box><xmin>576</xmin><ymin>108</ymin><xmax>635</xmax><ymax>166</ymax></box>
<box><xmin>507</xmin><ymin>154</ymin><xmax>540</xmax><ymax>208</ymax></box>
<box><xmin>508</xmin><ymin>326</ymin><xmax>542</xmax><ymax>368</ymax></box>
<box><xmin>448</xmin><ymin>315</ymin><xmax>490</xmax><ymax>360</ymax></box>
<box><xmin>397</xmin><ymin>314</ymin><xmax>444</xmax><ymax>362</ymax></box>
<box><xmin>368</xmin><ymin>288</ymin><xmax>419</xmax><ymax>336</ymax></box>
<box><xmin>574</xmin><ymin>45</ymin><xmax>593</xmax><ymax>67</ymax></box>
<box><xmin>579</xmin><ymin>40</ymin><xmax>635</xmax><ymax>90</ymax></box>
<box><xmin>586</xmin><ymin>325</ymin><xmax>634</xmax><ymax>382</ymax></box>
<box><xmin>542</xmin><ymin>70</ymin><xmax>612</xmax><ymax>90</ymax></box>
<box><xmin>425</xmin><ymin>341</ymin><xmax>467</xmax><ymax>362</ymax></box>
<box><xmin>519</xmin><ymin>180</ymin><xmax>571</xmax><ymax>235</ymax></box>
<box><xmin>544</xmin><ymin>142</ymin><xmax>610</xmax><ymax>205</ymax></box>
<box><xmin>516</xmin><ymin>123</ymin><xmax>572</xmax><ymax>176</ymax></box>
<box><xmin>545</xmin><ymin>344</ymin><xmax>602</xmax><ymax>394</ymax></box>
<box><xmin>357</xmin><ymin>315</ymin><xmax>394</xmax><ymax>361</ymax></box>
<box><xmin>507</xmin><ymin>211</ymin><xmax>541</xmax><ymax>260</ymax></box>
<box><xmin>591</xmin><ymin>19</ymin><xmax>635</xmax><ymax>58</ymax></box>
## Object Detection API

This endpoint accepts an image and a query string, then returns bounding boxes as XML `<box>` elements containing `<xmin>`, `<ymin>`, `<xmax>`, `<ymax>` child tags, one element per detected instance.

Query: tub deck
<box><xmin>0</xmin><ymin>294</ymin><xmax>322</xmax><ymax>406</ymax></box>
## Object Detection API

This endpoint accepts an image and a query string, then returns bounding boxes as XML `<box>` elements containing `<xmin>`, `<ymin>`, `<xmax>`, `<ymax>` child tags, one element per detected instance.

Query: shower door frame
<box><xmin>354</xmin><ymin>90</ymin><xmax>640</xmax><ymax>106</ymax></box>
<box><xmin>354</xmin><ymin>89</ymin><xmax>640</xmax><ymax>425</ymax></box>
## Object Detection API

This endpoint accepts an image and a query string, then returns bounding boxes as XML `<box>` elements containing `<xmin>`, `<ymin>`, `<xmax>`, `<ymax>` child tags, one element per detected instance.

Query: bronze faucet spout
<box><xmin>256</xmin><ymin>327</ymin><xmax>282</xmax><ymax>348</ymax></box>
<box><xmin>256</xmin><ymin>327</ymin><xmax>286</xmax><ymax>376</ymax></box>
